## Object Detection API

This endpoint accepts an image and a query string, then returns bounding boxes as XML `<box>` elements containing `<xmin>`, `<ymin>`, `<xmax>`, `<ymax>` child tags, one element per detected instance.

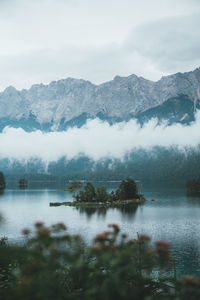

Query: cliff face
<box><xmin>0</xmin><ymin>67</ymin><xmax>200</xmax><ymax>131</ymax></box>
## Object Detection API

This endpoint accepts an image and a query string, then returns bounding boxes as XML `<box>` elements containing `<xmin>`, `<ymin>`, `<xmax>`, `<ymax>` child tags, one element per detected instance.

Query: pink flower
<box><xmin>94</xmin><ymin>232</ymin><xmax>110</xmax><ymax>243</ymax></box>
<box><xmin>108</xmin><ymin>224</ymin><xmax>120</xmax><ymax>233</ymax></box>
<box><xmin>183</xmin><ymin>276</ymin><xmax>200</xmax><ymax>286</ymax></box>
<box><xmin>155</xmin><ymin>240</ymin><xmax>170</xmax><ymax>254</ymax></box>
<box><xmin>92</xmin><ymin>245</ymin><xmax>104</xmax><ymax>251</ymax></box>
<box><xmin>155</xmin><ymin>240</ymin><xmax>170</xmax><ymax>248</ymax></box>
<box><xmin>55</xmin><ymin>222</ymin><xmax>67</xmax><ymax>230</ymax></box>
<box><xmin>37</xmin><ymin>227</ymin><xmax>50</xmax><ymax>236</ymax></box>
<box><xmin>128</xmin><ymin>239</ymin><xmax>137</xmax><ymax>244</ymax></box>
<box><xmin>121</xmin><ymin>233</ymin><xmax>127</xmax><ymax>238</ymax></box>
<box><xmin>22</xmin><ymin>228</ymin><xmax>30</xmax><ymax>235</ymax></box>
<box><xmin>35</xmin><ymin>221</ymin><xmax>44</xmax><ymax>228</ymax></box>
<box><xmin>138</xmin><ymin>234</ymin><xmax>151</xmax><ymax>242</ymax></box>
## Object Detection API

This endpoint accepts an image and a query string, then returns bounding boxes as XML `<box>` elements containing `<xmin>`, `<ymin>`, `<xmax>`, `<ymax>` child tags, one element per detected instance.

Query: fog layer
<box><xmin>1</xmin><ymin>113</ymin><xmax>200</xmax><ymax>162</ymax></box>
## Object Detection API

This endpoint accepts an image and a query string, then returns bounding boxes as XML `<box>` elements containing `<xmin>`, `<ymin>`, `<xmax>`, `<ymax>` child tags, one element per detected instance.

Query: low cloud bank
<box><xmin>1</xmin><ymin>113</ymin><xmax>200</xmax><ymax>162</ymax></box>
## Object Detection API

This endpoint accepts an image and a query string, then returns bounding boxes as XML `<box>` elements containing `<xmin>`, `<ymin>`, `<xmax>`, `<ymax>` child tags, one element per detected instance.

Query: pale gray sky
<box><xmin>0</xmin><ymin>0</ymin><xmax>200</xmax><ymax>90</ymax></box>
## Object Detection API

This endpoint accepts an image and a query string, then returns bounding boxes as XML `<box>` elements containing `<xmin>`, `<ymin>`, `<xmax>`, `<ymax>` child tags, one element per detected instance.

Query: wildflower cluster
<box><xmin>0</xmin><ymin>223</ymin><xmax>200</xmax><ymax>299</ymax></box>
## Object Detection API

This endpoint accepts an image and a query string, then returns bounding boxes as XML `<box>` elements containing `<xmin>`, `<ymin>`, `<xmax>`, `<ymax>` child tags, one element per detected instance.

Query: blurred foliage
<box><xmin>0</xmin><ymin>223</ymin><xmax>200</xmax><ymax>299</ymax></box>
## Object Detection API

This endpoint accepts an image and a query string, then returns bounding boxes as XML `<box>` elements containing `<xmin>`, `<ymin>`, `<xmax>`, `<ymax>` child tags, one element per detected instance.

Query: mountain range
<box><xmin>0</xmin><ymin>67</ymin><xmax>200</xmax><ymax>131</ymax></box>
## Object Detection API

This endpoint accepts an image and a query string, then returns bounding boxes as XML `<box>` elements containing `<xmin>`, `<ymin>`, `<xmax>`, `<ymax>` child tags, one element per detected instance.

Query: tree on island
<box><xmin>95</xmin><ymin>186</ymin><xmax>108</xmax><ymax>202</ymax></box>
<box><xmin>187</xmin><ymin>178</ymin><xmax>200</xmax><ymax>196</ymax></box>
<box><xmin>84</xmin><ymin>182</ymin><xmax>96</xmax><ymax>201</ymax></box>
<box><xmin>65</xmin><ymin>180</ymin><xmax>83</xmax><ymax>198</ymax></box>
<box><xmin>67</xmin><ymin>180</ymin><xmax>83</xmax><ymax>192</ymax></box>
<box><xmin>0</xmin><ymin>172</ymin><xmax>6</xmax><ymax>190</ymax></box>
<box><xmin>75</xmin><ymin>182</ymin><xmax>96</xmax><ymax>202</ymax></box>
<box><xmin>19</xmin><ymin>178</ymin><xmax>28</xmax><ymax>189</ymax></box>
<box><xmin>115</xmin><ymin>178</ymin><xmax>138</xmax><ymax>200</ymax></box>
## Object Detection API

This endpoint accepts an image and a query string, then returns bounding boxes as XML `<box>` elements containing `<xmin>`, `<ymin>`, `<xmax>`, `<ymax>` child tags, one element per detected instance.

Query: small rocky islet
<box><xmin>50</xmin><ymin>178</ymin><xmax>146</xmax><ymax>207</ymax></box>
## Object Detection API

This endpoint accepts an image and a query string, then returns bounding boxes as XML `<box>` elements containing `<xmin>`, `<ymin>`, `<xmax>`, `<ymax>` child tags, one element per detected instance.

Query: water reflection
<box><xmin>75</xmin><ymin>204</ymin><xmax>140</xmax><ymax>220</ymax></box>
<box><xmin>76</xmin><ymin>206</ymin><xmax>107</xmax><ymax>219</ymax></box>
<box><xmin>1</xmin><ymin>187</ymin><xmax>200</xmax><ymax>276</ymax></box>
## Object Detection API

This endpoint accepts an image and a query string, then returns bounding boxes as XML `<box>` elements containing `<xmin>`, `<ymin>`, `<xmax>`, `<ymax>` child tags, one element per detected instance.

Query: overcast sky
<box><xmin>0</xmin><ymin>0</ymin><xmax>200</xmax><ymax>91</ymax></box>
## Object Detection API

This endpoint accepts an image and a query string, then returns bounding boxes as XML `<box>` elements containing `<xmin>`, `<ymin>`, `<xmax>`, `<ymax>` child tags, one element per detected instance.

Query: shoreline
<box><xmin>49</xmin><ymin>196</ymin><xmax>146</xmax><ymax>207</ymax></box>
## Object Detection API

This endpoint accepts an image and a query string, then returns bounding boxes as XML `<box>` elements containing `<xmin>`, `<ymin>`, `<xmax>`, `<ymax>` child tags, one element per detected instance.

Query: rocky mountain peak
<box><xmin>0</xmin><ymin>67</ymin><xmax>200</xmax><ymax>131</ymax></box>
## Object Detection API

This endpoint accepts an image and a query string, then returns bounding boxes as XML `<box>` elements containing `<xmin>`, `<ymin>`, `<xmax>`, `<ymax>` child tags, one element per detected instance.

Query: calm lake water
<box><xmin>0</xmin><ymin>185</ymin><xmax>200</xmax><ymax>277</ymax></box>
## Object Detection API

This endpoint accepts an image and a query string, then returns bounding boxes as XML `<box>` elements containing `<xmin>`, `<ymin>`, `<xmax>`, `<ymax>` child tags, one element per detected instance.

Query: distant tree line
<box><xmin>45</xmin><ymin>146</ymin><xmax>200</xmax><ymax>185</ymax></box>
<box><xmin>2</xmin><ymin>146</ymin><xmax>200</xmax><ymax>188</ymax></box>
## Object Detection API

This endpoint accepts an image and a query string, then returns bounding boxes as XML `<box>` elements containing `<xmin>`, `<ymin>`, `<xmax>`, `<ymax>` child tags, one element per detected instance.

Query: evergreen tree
<box><xmin>84</xmin><ymin>182</ymin><xmax>96</xmax><ymax>201</ymax></box>
<box><xmin>95</xmin><ymin>186</ymin><xmax>108</xmax><ymax>202</ymax></box>
<box><xmin>0</xmin><ymin>172</ymin><xmax>6</xmax><ymax>190</ymax></box>
<box><xmin>19</xmin><ymin>178</ymin><xmax>28</xmax><ymax>189</ymax></box>
<box><xmin>75</xmin><ymin>182</ymin><xmax>96</xmax><ymax>202</ymax></box>
<box><xmin>116</xmin><ymin>178</ymin><xmax>138</xmax><ymax>200</ymax></box>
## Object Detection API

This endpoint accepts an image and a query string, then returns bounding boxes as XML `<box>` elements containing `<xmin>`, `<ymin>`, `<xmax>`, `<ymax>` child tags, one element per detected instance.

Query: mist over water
<box><xmin>1</xmin><ymin>112</ymin><xmax>200</xmax><ymax>163</ymax></box>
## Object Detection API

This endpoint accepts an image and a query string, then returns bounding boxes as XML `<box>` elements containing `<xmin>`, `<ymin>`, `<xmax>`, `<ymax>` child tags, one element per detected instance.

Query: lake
<box><xmin>0</xmin><ymin>184</ymin><xmax>200</xmax><ymax>278</ymax></box>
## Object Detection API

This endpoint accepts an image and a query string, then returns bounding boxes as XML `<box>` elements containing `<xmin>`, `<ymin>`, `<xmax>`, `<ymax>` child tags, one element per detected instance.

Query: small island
<box><xmin>0</xmin><ymin>171</ymin><xmax>6</xmax><ymax>194</ymax></box>
<box><xmin>19</xmin><ymin>178</ymin><xmax>28</xmax><ymax>189</ymax></box>
<box><xmin>50</xmin><ymin>178</ymin><xmax>146</xmax><ymax>207</ymax></box>
<box><xmin>187</xmin><ymin>178</ymin><xmax>200</xmax><ymax>196</ymax></box>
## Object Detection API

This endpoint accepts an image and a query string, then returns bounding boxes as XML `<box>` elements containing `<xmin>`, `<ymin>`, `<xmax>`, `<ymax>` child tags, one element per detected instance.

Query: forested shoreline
<box><xmin>1</xmin><ymin>146</ymin><xmax>200</xmax><ymax>188</ymax></box>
